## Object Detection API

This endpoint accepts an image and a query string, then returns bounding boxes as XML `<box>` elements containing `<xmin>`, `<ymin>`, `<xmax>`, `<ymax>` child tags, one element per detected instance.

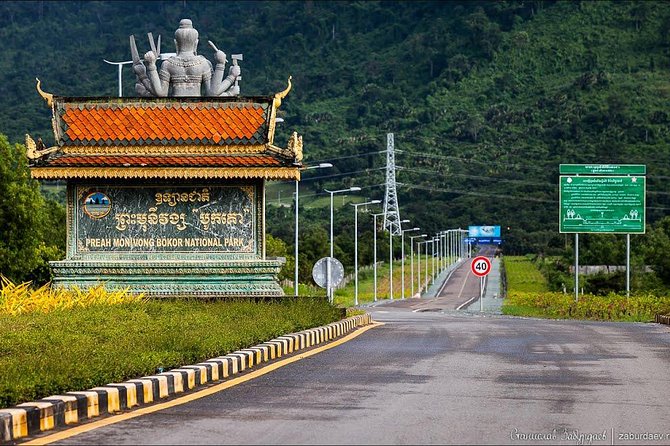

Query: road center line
<box><xmin>456</xmin><ymin>268</ymin><xmax>470</xmax><ymax>300</ymax></box>
<box><xmin>24</xmin><ymin>321</ymin><xmax>384</xmax><ymax>445</ymax></box>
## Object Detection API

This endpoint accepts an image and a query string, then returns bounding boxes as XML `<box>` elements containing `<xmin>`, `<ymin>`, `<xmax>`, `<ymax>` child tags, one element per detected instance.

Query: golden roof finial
<box><xmin>273</xmin><ymin>76</ymin><xmax>292</xmax><ymax>109</ymax></box>
<box><xmin>36</xmin><ymin>78</ymin><xmax>54</xmax><ymax>107</ymax></box>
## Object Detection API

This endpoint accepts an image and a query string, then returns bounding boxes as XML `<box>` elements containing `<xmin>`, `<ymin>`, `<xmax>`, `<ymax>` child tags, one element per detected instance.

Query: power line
<box><xmin>306</xmin><ymin>150</ymin><xmax>387</xmax><ymax>165</ymax></box>
<box><xmin>404</xmin><ymin>184</ymin><xmax>556</xmax><ymax>203</ymax></box>
<box><xmin>266</xmin><ymin>183</ymin><xmax>386</xmax><ymax>203</ymax></box>
<box><xmin>399</xmin><ymin>166</ymin><xmax>555</xmax><ymax>187</ymax></box>
<box><xmin>301</xmin><ymin>167</ymin><xmax>386</xmax><ymax>182</ymax></box>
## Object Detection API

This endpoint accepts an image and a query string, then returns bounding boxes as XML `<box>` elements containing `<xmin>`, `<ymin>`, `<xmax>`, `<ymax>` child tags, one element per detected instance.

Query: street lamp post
<box><xmin>389</xmin><ymin>219</ymin><xmax>410</xmax><ymax>300</ymax></box>
<box><xmin>440</xmin><ymin>231</ymin><xmax>449</xmax><ymax>269</ymax></box>
<box><xmin>103</xmin><ymin>59</ymin><xmax>133</xmax><ymax>97</ymax></box>
<box><xmin>324</xmin><ymin>186</ymin><xmax>361</xmax><ymax>302</ymax></box>
<box><xmin>371</xmin><ymin>213</ymin><xmax>384</xmax><ymax>302</ymax></box>
<box><xmin>431</xmin><ymin>237</ymin><xmax>437</xmax><ymax>282</ymax></box>
<box><xmin>409</xmin><ymin>234</ymin><xmax>427</xmax><ymax>298</ymax></box>
<box><xmin>401</xmin><ymin>227</ymin><xmax>420</xmax><ymax>299</ymax></box>
<box><xmin>294</xmin><ymin>163</ymin><xmax>332</xmax><ymax>296</ymax></box>
<box><xmin>427</xmin><ymin>238</ymin><xmax>433</xmax><ymax>285</ymax></box>
<box><xmin>352</xmin><ymin>200</ymin><xmax>381</xmax><ymax>306</ymax></box>
<box><xmin>418</xmin><ymin>240</ymin><xmax>429</xmax><ymax>292</ymax></box>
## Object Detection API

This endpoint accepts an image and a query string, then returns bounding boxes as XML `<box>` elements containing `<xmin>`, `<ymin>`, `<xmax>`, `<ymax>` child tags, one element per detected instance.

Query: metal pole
<box><xmin>626</xmin><ymin>233</ymin><xmax>631</xmax><ymax>298</ymax></box>
<box><xmin>116</xmin><ymin>64</ymin><xmax>123</xmax><ymax>97</ymax></box>
<box><xmin>354</xmin><ymin>206</ymin><xmax>359</xmax><ymax>306</ymax></box>
<box><xmin>575</xmin><ymin>233</ymin><xmax>579</xmax><ymax>303</ymax></box>
<box><xmin>373</xmin><ymin>214</ymin><xmax>378</xmax><ymax>302</ymax></box>
<box><xmin>329</xmin><ymin>192</ymin><xmax>334</xmax><ymax>302</ymax></box>
<box><xmin>389</xmin><ymin>231</ymin><xmax>394</xmax><ymax>300</ymax></box>
<box><xmin>449</xmin><ymin>231</ymin><xmax>453</xmax><ymax>265</ymax></box>
<box><xmin>401</xmin><ymin>230</ymin><xmax>405</xmax><ymax>299</ymax></box>
<box><xmin>480</xmin><ymin>276</ymin><xmax>484</xmax><ymax>312</ymax></box>
<box><xmin>442</xmin><ymin>233</ymin><xmax>446</xmax><ymax>271</ymax></box>
<box><xmin>458</xmin><ymin>229</ymin><xmax>462</xmax><ymax>259</ymax></box>
<box><xmin>410</xmin><ymin>238</ymin><xmax>414</xmax><ymax>298</ymax></box>
<box><xmin>294</xmin><ymin>180</ymin><xmax>299</xmax><ymax>297</ymax></box>
<box><xmin>430</xmin><ymin>237</ymin><xmax>435</xmax><ymax>283</ymax></box>
<box><xmin>417</xmin><ymin>242</ymin><xmax>422</xmax><ymax>294</ymax></box>
<box><xmin>425</xmin><ymin>243</ymin><xmax>429</xmax><ymax>289</ymax></box>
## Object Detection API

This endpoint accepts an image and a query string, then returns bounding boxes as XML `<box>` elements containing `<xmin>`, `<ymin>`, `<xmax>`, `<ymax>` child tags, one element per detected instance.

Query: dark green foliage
<box><xmin>642</xmin><ymin>217</ymin><xmax>670</xmax><ymax>286</ymax></box>
<box><xmin>0</xmin><ymin>297</ymin><xmax>342</xmax><ymax>408</ymax></box>
<box><xmin>0</xmin><ymin>134</ymin><xmax>65</xmax><ymax>284</ymax></box>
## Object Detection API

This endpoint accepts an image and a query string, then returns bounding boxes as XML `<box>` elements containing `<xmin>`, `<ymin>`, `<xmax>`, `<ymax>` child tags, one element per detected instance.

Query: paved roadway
<box><xmin>47</xmin><ymin>304</ymin><xmax>670</xmax><ymax>445</ymax></box>
<box><xmin>415</xmin><ymin>244</ymin><xmax>497</xmax><ymax>311</ymax></box>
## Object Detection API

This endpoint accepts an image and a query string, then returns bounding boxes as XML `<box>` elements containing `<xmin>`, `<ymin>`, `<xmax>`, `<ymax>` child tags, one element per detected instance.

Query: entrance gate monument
<box><xmin>26</xmin><ymin>19</ymin><xmax>302</xmax><ymax>296</ymax></box>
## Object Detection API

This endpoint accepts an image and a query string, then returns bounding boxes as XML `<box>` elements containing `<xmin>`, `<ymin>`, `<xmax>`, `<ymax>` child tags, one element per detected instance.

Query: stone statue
<box><xmin>130</xmin><ymin>19</ymin><xmax>241</xmax><ymax>97</ymax></box>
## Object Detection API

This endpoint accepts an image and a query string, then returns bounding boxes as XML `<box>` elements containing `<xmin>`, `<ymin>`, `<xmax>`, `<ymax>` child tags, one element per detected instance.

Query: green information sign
<box><xmin>559</xmin><ymin>164</ymin><xmax>646</xmax><ymax>175</ymax></box>
<box><xmin>559</xmin><ymin>176</ymin><xmax>645</xmax><ymax>234</ymax></box>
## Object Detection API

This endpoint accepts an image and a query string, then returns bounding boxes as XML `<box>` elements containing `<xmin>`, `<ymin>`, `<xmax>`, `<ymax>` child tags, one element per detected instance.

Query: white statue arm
<box><xmin>206</xmin><ymin>46</ymin><xmax>240</xmax><ymax>96</ymax></box>
<box><xmin>144</xmin><ymin>51</ymin><xmax>169</xmax><ymax>97</ymax></box>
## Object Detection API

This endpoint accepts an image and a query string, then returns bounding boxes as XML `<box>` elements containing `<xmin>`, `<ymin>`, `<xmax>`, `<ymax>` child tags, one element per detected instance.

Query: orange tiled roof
<box><xmin>44</xmin><ymin>154</ymin><xmax>286</xmax><ymax>168</ymax></box>
<box><xmin>54</xmin><ymin>98</ymin><xmax>271</xmax><ymax>146</ymax></box>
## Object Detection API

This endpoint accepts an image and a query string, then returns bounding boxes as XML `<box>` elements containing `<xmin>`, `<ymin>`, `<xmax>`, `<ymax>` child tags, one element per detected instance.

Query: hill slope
<box><xmin>0</xmin><ymin>0</ymin><xmax>668</xmax><ymax>259</ymax></box>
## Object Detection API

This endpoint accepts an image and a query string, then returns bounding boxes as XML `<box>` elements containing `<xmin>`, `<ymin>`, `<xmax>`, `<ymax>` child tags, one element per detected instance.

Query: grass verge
<box><xmin>0</xmin><ymin>297</ymin><xmax>342</xmax><ymax>409</ymax></box>
<box><xmin>503</xmin><ymin>291</ymin><xmax>670</xmax><ymax>322</ymax></box>
<box><xmin>502</xmin><ymin>256</ymin><xmax>670</xmax><ymax>321</ymax></box>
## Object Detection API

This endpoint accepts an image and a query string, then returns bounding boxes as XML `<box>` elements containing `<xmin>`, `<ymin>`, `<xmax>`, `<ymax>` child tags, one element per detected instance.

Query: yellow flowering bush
<box><xmin>0</xmin><ymin>276</ymin><xmax>144</xmax><ymax>315</ymax></box>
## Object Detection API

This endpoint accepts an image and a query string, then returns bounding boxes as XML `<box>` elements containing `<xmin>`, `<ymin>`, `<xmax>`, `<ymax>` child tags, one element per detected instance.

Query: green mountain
<box><xmin>1</xmin><ymin>0</ymin><xmax>669</xmax><ymax>269</ymax></box>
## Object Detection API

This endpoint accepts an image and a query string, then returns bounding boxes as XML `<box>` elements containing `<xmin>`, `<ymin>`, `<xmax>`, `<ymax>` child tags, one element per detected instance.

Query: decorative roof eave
<box><xmin>60</xmin><ymin>144</ymin><xmax>269</xmax><ymax>155</ymax></box>
<box><xmin>30</xmin><ymin>167</ymin><xmax>300</xmax><ymax>181</ymax></box>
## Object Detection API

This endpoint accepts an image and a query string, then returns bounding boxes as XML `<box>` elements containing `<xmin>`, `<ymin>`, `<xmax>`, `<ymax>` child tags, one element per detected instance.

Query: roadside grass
<box><xmin>502</xmin><ymin>256</ymin><xmax>670</xmax><ymax>322</ymax></box>
<box><xmin>503</xmin><ymin>291</ymin><xmax>670</xmax><ymax>322</ymax></box>
<box><xmin>0</xmin><ymin>279</ymin><xmax>342</xmax><ymax>409</ymax></box>
<box><xmin>502</xmin><ymin>256</ymin><xmax>549</xmax><ymax>293</ymax></box>
<box><xmin>334</xmin><ymin>256</ymin><xmax>452</xmax><ymax>307</ymax></box>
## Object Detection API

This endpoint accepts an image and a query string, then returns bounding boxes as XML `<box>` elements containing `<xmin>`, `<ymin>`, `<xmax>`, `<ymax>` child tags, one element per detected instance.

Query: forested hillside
<box><xmin>1</xmin><ymin>1</ymin><xmax>669</xmax><ymax>284</ymax></box>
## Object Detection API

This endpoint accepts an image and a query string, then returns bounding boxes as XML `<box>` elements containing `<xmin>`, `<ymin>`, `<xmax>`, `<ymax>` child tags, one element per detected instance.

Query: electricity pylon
<box><xmin>383</xmin><ymin>133</ymin><xmax>402</xmax><ymax>235</ymax></box>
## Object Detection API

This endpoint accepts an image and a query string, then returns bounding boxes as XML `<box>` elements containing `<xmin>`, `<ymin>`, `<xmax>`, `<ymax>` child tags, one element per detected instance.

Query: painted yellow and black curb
<box><xmin>656</xmin><ymin>314</ymin><xmax>670</xmax><ymax>325</ymax></box>
<box><xmin>0</xmin><ymin>313</ymin><xmax>373</xmax><ymax>443</ymax></box>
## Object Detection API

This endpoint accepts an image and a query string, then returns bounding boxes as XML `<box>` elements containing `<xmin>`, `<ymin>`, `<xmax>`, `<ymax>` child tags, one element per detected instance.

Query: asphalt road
<box><xmin>47</xmin><ymin>305</ymin><xmax>670</xmax><ymax>445</ymax></box>
<box><xmin>413</xmin><ymin>244</ymin><xmax>497</xmax><ymax>311</ymax></box>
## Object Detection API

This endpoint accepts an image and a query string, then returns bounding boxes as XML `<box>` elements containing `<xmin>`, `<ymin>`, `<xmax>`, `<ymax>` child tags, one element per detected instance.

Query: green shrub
<box><xmin>503</xmin><ymin>291</ymin><xmax>670</xmax><ymax>322</ymax></box>
<box><xmin>0</xmin><ymin>297</ymin><xmax>342</xmax><ymax>409</ymax></box>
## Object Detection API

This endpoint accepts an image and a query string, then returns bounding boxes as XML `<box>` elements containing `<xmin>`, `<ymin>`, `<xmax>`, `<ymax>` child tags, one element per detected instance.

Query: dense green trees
<box><xmin>642</xmin><ymin>217</ymin><xmax>670</xmax><ymax>286</ymax></box>
<box><xmin>0</xmin><ymin>135</ymin><xmax>65</xmax><ymax>284</ymax></box>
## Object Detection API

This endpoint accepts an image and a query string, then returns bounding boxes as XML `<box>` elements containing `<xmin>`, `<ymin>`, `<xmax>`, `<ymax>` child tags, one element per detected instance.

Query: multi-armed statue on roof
<box><xmin>131</xmin><ymin>18</ymin><xmax>242</xmax><ymax>97</ymax></box>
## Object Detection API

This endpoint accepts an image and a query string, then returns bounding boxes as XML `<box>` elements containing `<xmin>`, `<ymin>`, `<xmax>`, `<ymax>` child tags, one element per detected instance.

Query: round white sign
<box><xmin>312</xmin><ymin>257</ymin><xmax>345</xmax><ymax>288</ymax></box>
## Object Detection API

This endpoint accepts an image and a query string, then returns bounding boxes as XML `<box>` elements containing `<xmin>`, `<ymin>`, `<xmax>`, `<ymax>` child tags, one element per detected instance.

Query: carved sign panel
<box><xmin>74</xmin><ymin>185</ymin><xmax>255</xmax><ymax>254</ymax></box>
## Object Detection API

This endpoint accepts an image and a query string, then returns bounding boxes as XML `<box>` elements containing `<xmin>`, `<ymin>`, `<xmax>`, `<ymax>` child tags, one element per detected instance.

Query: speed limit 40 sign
<box><xmin>471</xmin><ymin>256</ymin><xmax>492</xmax><ymax>277</ymax></box>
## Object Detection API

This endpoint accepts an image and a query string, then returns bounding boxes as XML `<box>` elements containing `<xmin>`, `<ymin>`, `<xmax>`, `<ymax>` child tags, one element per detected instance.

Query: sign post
<box><xmin>471</xmin><ymin>256</ymin><xmax>491</xmax><ymax>312</ymax></box>
<box><xmin>559</xmin><ymin>164</ymin><xmax>646</xmax><ymax>300</ymax></box>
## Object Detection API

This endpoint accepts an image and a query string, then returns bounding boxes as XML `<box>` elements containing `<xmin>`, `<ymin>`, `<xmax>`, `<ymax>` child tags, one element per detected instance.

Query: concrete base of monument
<box><xmin>49</xmin><ymin>258</ymin><xmax>285</xmax><ymax>297</ymax></box>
